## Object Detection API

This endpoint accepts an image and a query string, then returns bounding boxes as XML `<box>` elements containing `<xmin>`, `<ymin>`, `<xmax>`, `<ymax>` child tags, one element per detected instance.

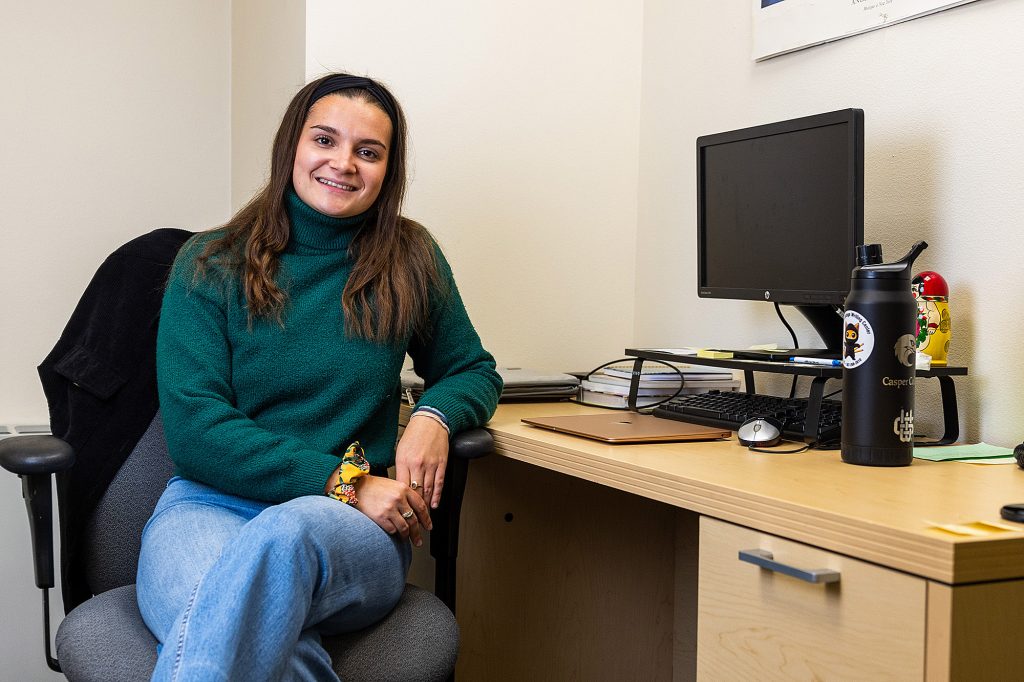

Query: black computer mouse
<box><xmin>737</xmin><ymin>417</ymin><xmax>783</xmax><ymax>447</ymax></box>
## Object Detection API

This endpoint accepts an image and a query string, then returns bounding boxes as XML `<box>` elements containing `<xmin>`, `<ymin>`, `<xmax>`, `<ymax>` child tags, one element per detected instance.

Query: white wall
<box><xmin>636</xmin><ymin>0</ymin><xmax>1024</xmax><ymax>446</ymax></box>
<box><xmin>0</xmin><ymin>3</ymin><xmax>230</xmax><ymax>679</ymax></box>
<box><xmin>0</xmin><ymin>3</ymin><xmax>232</xmax><ymax>422</ymax></box>
<box><xmin>231</xmin><ymin>0</ymin><xmax>306</xmax><ymax>210</ymax></box>
<box><xmin>304</xmin><ymin>0</ymin><xmax>645</xmax><ymax>375</ymax></box>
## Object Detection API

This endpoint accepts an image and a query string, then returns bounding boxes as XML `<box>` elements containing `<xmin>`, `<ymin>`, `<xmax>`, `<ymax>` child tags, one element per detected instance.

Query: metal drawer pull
<box><xmin>738</xmin><ymin>549</ymin><xmax>841</xmax><ymax>584</ymax></box>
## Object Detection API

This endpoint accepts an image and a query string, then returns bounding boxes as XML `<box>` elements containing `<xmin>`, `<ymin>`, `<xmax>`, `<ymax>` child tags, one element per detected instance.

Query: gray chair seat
<box><xmin>323</xmin><ymin>584</ymin><xmax>459</xmax><ymax>681</ymax></box>
<box><xmin>56</xmin><ymin>583</ymin><xmax>458</xmax><ymax>682</ymax></box>
<box><xmin>55</xmin><ymin>586</ymin><xmax>158</xmax><ymax>681</ymax></box>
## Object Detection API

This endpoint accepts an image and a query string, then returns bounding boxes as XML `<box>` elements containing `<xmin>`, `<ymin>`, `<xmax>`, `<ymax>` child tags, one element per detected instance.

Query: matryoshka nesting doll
<box><xmin>911</xmin><ymin>271</ymin><xmax>951</xmax><ymax>365</ymax></box>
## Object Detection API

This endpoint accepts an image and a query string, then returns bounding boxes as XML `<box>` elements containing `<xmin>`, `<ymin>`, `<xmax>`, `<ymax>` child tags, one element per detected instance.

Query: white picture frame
<box><xmin>753</xmin><ymin>0</ymin><xmax>983</xmax><ymax>61</ymax></box>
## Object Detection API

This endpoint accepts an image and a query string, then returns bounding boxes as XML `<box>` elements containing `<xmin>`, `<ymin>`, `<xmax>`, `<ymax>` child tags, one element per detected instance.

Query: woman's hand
<box><xmin>395</xmin><ymin>414</ymin><xmax>449</xmax><ymax>509</ymax></box>
<box><xmin>352</xmin><ymin>475</ymin><xmax>432</xmax><ymax>546</ymax></box>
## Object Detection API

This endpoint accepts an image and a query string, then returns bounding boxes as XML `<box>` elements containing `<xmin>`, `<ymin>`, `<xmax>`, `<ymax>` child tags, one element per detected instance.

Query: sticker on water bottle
<box><xmin>894</xmin><ymin>335</ymin><xmax>917</xmax><ymax>368</ymax></box>
<box><xmin>842</xmin><ymin>310</ymin><xmax>874</xmax><ymax>368</ymax></box>
<box><xmin>893</xmin><ymin>408</ymin><xmax>914</xmax><ymax>443</ymax></box>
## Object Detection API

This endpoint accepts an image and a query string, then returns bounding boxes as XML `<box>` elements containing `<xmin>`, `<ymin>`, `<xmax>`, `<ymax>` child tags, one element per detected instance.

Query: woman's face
<box><xmin>291</xmin><ymin>94</ymin><xmax>393</xmax><ymax>218</ymax></box>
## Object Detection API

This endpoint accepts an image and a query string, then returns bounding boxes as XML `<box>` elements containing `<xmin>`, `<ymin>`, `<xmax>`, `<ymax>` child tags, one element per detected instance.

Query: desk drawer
<box><xmin>698</xmin><ymin>517</ymin><xmax>926</xmax><ymax>681</ymax></box>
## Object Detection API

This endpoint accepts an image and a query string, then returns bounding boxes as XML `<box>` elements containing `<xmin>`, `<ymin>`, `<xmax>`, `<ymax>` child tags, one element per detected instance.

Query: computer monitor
<box><xmin>696</xmin><ymin>108</ymin><xmax>864</xmax><ymax>355</ymax></box>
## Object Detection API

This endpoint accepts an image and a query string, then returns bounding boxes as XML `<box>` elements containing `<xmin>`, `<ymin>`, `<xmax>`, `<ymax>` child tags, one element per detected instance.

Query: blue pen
<box><xmin>789</xmin><ymin>356</ymin><xmax>842</xmax><ymax>367</ymax></box>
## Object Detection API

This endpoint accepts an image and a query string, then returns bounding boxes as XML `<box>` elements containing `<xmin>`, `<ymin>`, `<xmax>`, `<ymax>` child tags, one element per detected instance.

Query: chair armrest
<box><xmin>0</xmin><ymin>435</ymin><xmax>75</xmax><ymax>590</ymax></box>
<box><xmin>449</xmin><ymin>427</ymin><xmax>493</xmax><ymax>461</ymax></box>
<box><xmin>0</xmin><ymin>435</ymin><xmax>75</xmax><ymax>476</ymax></box>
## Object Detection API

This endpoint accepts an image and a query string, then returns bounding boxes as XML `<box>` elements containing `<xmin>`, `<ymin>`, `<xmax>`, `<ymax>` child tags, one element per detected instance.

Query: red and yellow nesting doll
<box><xmin>912</xmin><ymin>271</ymin><xmax>951</xmax><ymax>366</ymax></box>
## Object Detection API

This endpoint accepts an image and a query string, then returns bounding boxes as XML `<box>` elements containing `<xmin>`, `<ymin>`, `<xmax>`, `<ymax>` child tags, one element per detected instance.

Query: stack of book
<box><xmin>579</xmin><ymin>364</ymin><xmax>739</xmax><ymax>409</ymax></box>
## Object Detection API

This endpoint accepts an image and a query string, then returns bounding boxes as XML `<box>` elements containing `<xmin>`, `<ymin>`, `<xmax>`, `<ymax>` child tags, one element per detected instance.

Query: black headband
<box><xmin>307</xmin><ymin>75</ymin><xmax>399</xmax><ymax>125</ymax></box>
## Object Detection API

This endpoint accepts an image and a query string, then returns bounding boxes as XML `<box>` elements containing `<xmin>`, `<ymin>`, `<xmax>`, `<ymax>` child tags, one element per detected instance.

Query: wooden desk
<box><xmin>446</xmin><ymin>402</ymin><xmax>1024</xmax><ymax>681</ymax></box>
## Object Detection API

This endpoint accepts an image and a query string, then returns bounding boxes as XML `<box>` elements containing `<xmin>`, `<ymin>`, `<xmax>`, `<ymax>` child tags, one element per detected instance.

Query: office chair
<box><xmin>0</xmin><ymin>419</ymin><xmax>489</xmax><ymax>681</ymax></box>
<box><xmin>0</xmin><ymin>228</ymin><xmax>493</xmax><ymax>681</ymax></box>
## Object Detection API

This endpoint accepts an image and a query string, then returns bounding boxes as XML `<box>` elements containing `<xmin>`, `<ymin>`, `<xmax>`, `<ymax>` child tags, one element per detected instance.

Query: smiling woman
<box><xmin>135</xmin><ymin>73</ymin><xmax>502</xmax><ymax>680</ymax></box>
<box><xmin>292</xmin><ymin>95</ymin><xmax>392</xmax><ymax>219</ymax></box>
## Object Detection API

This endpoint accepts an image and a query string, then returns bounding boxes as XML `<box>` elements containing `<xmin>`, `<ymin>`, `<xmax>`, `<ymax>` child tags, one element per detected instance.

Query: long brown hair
<box><xmin>195</xmin><ymin>73</ymin><xmax>444</xmax><ymax>342</ymax></box>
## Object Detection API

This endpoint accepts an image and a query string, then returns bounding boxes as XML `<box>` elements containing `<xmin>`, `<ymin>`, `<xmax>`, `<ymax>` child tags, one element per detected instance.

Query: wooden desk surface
<box><xmin>477</xmin><ymin>402</ymin><xmax>1024</xmax><ymax>584</ymax></box>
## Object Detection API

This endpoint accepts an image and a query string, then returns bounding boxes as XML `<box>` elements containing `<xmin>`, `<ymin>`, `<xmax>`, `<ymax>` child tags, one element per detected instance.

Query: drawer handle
<box><xmin>738</xmin><ymin>549</ymin><xmax>841</xmax><ymax>584</ymax></box>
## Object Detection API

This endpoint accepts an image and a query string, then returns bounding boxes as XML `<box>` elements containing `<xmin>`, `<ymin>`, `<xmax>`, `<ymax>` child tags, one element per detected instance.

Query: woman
<box><xmin>136</xmin><ymin>73</ymin><xmax>502</xmax><ymax>680</ymax></box>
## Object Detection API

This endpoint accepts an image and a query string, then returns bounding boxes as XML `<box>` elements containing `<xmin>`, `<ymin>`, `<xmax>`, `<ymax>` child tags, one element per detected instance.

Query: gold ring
<box><xmin>401</xmin><ymin>510</ymin><xmax>415</xmax><ymax>520</ymax></box>
<box><xmin>410</xmin><ymin>481</ymin><xmax>420</xmax><ymax>490</ymax></box>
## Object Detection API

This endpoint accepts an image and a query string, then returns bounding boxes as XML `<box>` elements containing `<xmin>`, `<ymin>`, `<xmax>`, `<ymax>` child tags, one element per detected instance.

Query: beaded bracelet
<box><xmin>327</xmin><ymin>441</ymin><xmax>370</xmax><ymax>505</ymax></box>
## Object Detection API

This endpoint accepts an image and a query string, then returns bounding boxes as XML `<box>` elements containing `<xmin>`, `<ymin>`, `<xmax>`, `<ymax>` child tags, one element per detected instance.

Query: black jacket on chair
<box><xmin>38</xmin><ymin>227</ymin><xmax>192</xmax><ymax>611</ymax></box>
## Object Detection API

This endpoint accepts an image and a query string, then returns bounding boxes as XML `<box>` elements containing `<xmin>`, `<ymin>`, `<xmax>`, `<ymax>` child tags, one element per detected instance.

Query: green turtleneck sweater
<box><xmin>156</xmin><ymin>191</ymin><xmax>502</xmax><ymax>503</ymax></box>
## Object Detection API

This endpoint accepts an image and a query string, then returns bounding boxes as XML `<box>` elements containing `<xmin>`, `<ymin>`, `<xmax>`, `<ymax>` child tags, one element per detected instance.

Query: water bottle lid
<box><xmin>852</xmin><ymin>241</ymin><xmax>928</xmax><ymax>280</ymax></box>
<box><xmin>856</xmin><ymin>244</ymin><xmax>883</xmax><ymax>266</ymax></box>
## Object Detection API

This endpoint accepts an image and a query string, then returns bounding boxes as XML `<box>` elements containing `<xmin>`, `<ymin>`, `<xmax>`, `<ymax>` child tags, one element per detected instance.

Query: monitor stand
<box><xmin>730</xmin><ymin>347</ymin><xmax>836</xmax><ymax>362</ymax></box>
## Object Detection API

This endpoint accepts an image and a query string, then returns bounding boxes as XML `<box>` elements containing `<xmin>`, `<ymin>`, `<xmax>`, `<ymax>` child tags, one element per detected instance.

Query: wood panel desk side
<box><xmin>476</xmin><ymin>402</ymin><xmax>1024</xmax><ymax>584</ymax></box>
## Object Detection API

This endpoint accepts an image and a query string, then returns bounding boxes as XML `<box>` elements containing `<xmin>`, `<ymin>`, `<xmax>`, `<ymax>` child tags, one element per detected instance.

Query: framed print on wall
<box><xmin>753</xmin><ymin>0</ymin><xmax>983</xmax><ymax>61</ymax></box>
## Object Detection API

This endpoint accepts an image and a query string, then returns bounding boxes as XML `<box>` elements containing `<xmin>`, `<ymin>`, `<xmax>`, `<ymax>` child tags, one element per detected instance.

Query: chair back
<box><xmin>83</xmin><ymin>412</ymin><xmax>173</xmax><ymax>595</ymax></box>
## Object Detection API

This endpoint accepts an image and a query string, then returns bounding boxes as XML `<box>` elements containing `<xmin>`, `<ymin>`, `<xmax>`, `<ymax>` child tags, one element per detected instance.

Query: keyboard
<box><xmin>652</xmin><ymin>390</ymin><xmax>842</xmax><ymax>444</ymax></box>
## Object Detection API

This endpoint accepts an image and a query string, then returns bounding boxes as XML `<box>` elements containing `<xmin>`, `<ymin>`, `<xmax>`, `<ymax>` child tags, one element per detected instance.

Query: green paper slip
<box><xmin>953</xmin><ymin>457</ymin><xmax>1018</xmax><ymax>465</ymax></box>
<box><xmin>913</xmin><ymin>443</ymin><xmax>1014</xmax><ymax>462</ymax></box>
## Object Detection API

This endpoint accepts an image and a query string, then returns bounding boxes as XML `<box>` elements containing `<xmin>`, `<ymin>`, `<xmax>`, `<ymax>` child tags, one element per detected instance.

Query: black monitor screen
<box><xmin>697</xmin><ymin>109</ymin><xmax>864</xmax><ymax>306</ymax></box>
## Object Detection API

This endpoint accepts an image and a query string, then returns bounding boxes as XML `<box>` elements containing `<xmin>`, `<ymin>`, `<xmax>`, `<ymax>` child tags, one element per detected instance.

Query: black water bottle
<box><xmin>841</xmin><ymin>241</ymin><xmax>928</xmax><ymax>466</ymax></box>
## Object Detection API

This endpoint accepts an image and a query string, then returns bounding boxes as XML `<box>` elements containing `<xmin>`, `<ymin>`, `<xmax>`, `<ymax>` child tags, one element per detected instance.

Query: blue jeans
<box><xmin>136</xmin><ymin>477</ymin><xmax>411</xmax><ymax>681</ymax></box>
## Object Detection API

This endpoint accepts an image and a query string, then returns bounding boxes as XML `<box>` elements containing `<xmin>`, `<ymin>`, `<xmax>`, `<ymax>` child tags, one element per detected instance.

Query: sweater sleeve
<box><xmin>156</xmin><ymin>253</ymin><xmax>341</xmax><ymax>503</ymax></box>
<box><xmin>407</xmin><ymin>251</ymin><xmax>502</xmax><ymax>433</ymax></box>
